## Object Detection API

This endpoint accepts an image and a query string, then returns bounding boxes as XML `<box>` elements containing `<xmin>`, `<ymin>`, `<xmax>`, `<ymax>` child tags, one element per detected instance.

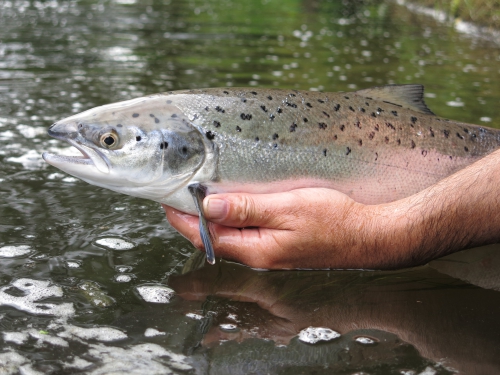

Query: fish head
<box><xmin>42</xmin><ymin>95</ymin><xmax>207</xmax><ymax>201</ymax></box>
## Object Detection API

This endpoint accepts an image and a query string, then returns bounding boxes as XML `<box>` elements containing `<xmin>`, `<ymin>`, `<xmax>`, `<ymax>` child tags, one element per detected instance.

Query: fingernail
<box><xmin>205</xmin><ymin>198</ymin><xmax>228</xmax><ymax>219</ymax></box>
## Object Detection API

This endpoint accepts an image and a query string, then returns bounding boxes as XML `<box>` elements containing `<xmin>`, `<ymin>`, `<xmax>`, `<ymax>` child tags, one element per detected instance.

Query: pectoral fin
<box><xmin>187</xmin><ymin>183</ymin><xmax>216</xmax><ymax>265</ymax></box>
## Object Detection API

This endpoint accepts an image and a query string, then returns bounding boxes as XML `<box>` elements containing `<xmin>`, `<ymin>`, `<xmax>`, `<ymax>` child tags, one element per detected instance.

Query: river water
<box><xmin>1</xmin><ymin>0</ymin><xmax>499</xmax><ymax>374</ymax></box>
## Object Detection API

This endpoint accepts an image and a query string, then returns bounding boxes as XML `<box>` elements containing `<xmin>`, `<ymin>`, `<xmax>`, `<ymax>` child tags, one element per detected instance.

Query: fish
<box><xmin>42</xmin><ymin>85</ymin><xmax>500</xmax><ymax>264</ymax></box>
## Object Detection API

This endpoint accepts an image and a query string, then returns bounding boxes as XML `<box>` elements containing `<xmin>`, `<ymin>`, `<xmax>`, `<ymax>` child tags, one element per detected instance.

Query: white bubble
<box><xmin>65</xmin><ymin>261</ymin><xmax>81</xmax><ymax>269</ymax></box>
<box><xmin>186</xmin><ymin>313</ymin><xmax>203</xmax><ymax>320</ymax></box>
<box><xmin>0</xmin><ymin>245</ymin><xmax>31</xmax><ymax>258</ymax></box>
<box><xmin>219</xmin><ymin>324</ymin><xmax>239</xmax><ymax>332</ymax></box>
<box><xmin>480</xmin><ymin>117</ymin><xmax>492</xmax><ymax>122</ymax></box>
<box><xmin>446</xmin><ymin>100</ymin><xmax>464</xmax><ymax>107</ymax></box>
<box><xmin>355</xmin><ymin>336</ymin><xmax>377</xmax><ymax>344</ymax></box>
<box><xmin>115</xmin><ymin>274</ymin><xmax>132</xmax><ymax>283</ymax></box>
<box><xmin>136</xmin><ymin>285</ymin><xmax>175</xmax><ymax>303</ymax></box>
<box><xmin>95</xmin><ymin>238</ymin><xmax>135</xmax><ymax>250</ymax></box>
<box><xmin>298</xmin><ymin>327</ymin><xmax>340</xmax><ymax>344</ymax></box>
<box><xmin>144</xmin><ymin>328</ymin><xmax>166</xmax><ymax>337</ymax></box>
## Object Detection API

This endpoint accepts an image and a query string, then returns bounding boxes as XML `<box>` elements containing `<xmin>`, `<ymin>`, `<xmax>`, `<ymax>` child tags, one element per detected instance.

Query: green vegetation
<box><xmin>413</xmin><ymin>0</ymin><xmax>500</xmax><ymax>28</ymax></box>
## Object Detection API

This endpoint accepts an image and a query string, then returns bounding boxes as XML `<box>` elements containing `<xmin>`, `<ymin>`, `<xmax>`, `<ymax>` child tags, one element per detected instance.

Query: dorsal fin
<box><xmin>355</xmin><ymin>84</ymin><xmax>434</xmax><ymax>115</ymax></box>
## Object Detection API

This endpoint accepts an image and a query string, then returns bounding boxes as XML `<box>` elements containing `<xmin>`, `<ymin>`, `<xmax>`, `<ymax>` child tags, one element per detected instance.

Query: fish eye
<box><xmin>100</xmin><ymin>132</ymin><xmax>118</xmax><ymax>149</ymax></box>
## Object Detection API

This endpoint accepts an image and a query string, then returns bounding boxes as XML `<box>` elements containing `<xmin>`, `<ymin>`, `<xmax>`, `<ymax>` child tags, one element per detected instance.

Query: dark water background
<box><xmin>1</xmin><ymin>0</ymin><xmax>500</xmax><ymax>374</ymax></box>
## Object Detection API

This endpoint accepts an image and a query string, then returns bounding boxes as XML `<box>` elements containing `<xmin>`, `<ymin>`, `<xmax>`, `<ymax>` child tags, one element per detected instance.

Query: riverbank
<box><xmin>411</xmin><ymin>0</ymin><xmax>499</xmax><ymax>28</ymax></box>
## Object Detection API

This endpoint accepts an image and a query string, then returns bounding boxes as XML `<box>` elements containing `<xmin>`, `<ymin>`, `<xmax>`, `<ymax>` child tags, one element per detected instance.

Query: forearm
<box><xmin>373</xmin><ymin>148</ymin><xmax>500</xmax><ymax>268</ymax></box>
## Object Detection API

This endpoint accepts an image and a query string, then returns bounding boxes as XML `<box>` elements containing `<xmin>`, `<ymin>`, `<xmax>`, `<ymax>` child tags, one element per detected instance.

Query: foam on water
<box><xmin>115</xmin><ymin>274</ymin><xmax>132</xmax><ymax>283</ymax></box>
<box><xmin>58</xmin><ymin>324</ymin><xmax>127</xmax><ymax>342</ymax></box>
<box><xmin>0</xmin><ymin>245</ymin><xmax>31</xmax><ymax>258</ymax></box>
<box><xmin>144</xmin><ymin>328</ymin><xmax>166</xmax><ymax>337</ymax></box>
<box><xmin>0</xmin><ymin>278</ymin><xmax>74</xmax><ymax>317</ymax></box>
<box><xmin>95</xmin><ymin>237</ymin><xmax>135</xmax><ymax>250</ymax></box>
<box><xmin>186</xmin><ymin>312</ymin><xmax>203</xmax><ymax>320</ymax></box>
<box><xmin>136</xmin><ymin>285</ymin><xmax>175</xmax><ymax>303</ymax></box>
<box><xmin>6</xmin><ymin>150</ymin><xmax>45</xmax><ymax>170</ymax></box>
<box><xmin>219</xmin><ymin>324</ymin><xmax>239</xmax><ymax>332</ymax></box>
<box><xmin>298</xmin><ymin>327</ymin><xmax>341</xmax><ymax>344</ymax></box>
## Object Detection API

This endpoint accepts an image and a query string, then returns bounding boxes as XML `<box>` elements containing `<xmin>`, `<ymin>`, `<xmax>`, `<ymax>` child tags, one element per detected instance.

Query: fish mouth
<box><xmin>43</xmin><ymin>139</ymin><xmax>110</xmax><ymax>174</ymax></box>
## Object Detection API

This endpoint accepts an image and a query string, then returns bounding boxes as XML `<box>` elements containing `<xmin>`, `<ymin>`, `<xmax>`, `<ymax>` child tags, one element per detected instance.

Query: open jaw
<box><xmin>42</xmin><ymin>139</ymin><xmax>110</xmax><ymax>175</ymax></box>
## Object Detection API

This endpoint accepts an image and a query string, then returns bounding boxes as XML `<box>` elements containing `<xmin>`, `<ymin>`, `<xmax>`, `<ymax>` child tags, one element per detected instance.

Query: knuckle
<box><xmin>232</xmin><ymin>195</ymin><xmax>255</xmax><ymax>226</ymax></box>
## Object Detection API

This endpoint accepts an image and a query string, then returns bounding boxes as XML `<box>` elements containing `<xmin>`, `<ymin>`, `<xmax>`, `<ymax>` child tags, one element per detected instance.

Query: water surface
<box><xmin>1</xmin><ymin>0</ymin><xmax>499</xmax><ymax>373</ymax></box>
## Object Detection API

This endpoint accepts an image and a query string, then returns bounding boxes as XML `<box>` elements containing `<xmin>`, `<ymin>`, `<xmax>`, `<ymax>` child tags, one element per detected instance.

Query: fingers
<box><xmin>203</xmin><ymin>192</ymin><xmax>300</xmax><ymax>229</ymax></box>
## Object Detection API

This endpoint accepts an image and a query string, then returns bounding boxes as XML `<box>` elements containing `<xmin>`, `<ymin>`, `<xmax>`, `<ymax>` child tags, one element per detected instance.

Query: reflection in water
<box><xmin>166</xmin><ymin>253</ymin><xmax>500</xmax><ymax>374</ymax></box>
<box><xmin>0</xmin><ymin>0</ymin><xmax>499</xmax><ymax>373</ymax></box>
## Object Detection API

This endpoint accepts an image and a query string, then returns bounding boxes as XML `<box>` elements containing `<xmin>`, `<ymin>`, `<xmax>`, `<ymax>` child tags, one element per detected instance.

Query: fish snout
<box><xmin>48</xmin><ymin>121</ymin><xmax>79</xmax><ymax>140</ymax></box>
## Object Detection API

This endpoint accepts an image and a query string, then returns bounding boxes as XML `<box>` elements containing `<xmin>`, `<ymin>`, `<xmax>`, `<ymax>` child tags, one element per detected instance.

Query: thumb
<box><xmin>203</xmin><ymin>193</ymin><xmax>291</xmax><ymax>229</ymax></box>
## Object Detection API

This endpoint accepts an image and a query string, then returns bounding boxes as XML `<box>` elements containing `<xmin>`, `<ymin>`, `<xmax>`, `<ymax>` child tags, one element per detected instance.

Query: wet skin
<box><xmin>164</xmin><ymin>148</ymin><xmax>500</xmax><ymax>269</ymax></box>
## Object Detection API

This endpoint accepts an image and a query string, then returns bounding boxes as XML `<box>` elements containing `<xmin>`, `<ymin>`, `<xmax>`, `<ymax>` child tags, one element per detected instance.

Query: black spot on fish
<box><xmin>149</xmin><ymin>114</ymin><xmax>154</xmax><ymax>117</ymax></box>
<box><xmin>289</xmin><ymin>93</ymin><xmax>296</xmax><ymax>97</ymax></box>
<box><xmin>116</xmin><ymin>124</ymin><xmax>122</xmax><ymax>128</ymax></box>
<box><xmin>223</xmin><ymin>90</ymin><xmax>229</xmax><ymax>94</ymax></box>
<box><xmin>464</xmin><ymin>146</ymin><xmax>469</xmax><ymax>152</ymax></box>
<box><xmin>255</xmin><ymin>137</ymin><xmax>260</xmax><ymax>142</ymax></box>
<box><xmin>360</xmin><ymin>108</ymin><xmax>366</xmax><ymax>113</ymax></box>
<box><xmin>323</xmin><ymin>111</ymin><xmax>330</xmax><ymax>118</ymax></box>
<box><xmin>422</xmin><ymin>150</ymin><xmax>427</xmax><ymax>157</ymax></box>
<box><xmin>368</xmin><ymin>132</ymin><xmax>375</xmax><ymax>140</ymax></box>
<box><xmin>155</xmin><ymin>118</ymin><xmax>159</xmax><ymax>123</ymax></box>
<box><xmin>171</xmin><ymin>114</ymin><xmax>178</xmax><ymax>118</ymax></box>
<box><xmin>411</xmin><ymin>140</ymin><xmax>416</xmax><ymax>148</ymax></box>
<box><xmin>204</xmin><ymin>106</ymin><xmax>209</xmax><ymax>111</ymax></box>
<box><xmin>349</xmin><ymin>106</ymin><xmax>355</xmax><ymax>112</ymax></box>
<box><xmin>318</xmin><ymin>123</ymin><xmax>327</xmax><ymax>130</ymax></box>
<box><xmin>318</xmin><ymin>99</ymin><xmax>325</xmax><ymax>103</ymax></box>
<box><xmin>273</xmin><ymin>143</ymin><xmax>278</xmax><ymax>148</ymax></box>
<box><xmin>269</xmin><ymin>114</ymin><xmax>275</xmax><ymax>121</ymax></box>
<box><xmin>333</xmin><ymin>135</ymin><xmax>337</xmax><ymax>140</ymax></box>
<box><xmin>240</xmin><ymin>113</ymin><xmax>252</xmax><ymax>120</ymax></box>
<box><xmin>132</xmin><ymin>113</ymin><xmax>139</xmax><ymax>118</ymax></box>
<box><xmin>397</xmin><ymin>139</ymin><xmax>401</xmax><ymax>145</ymax></box>
<box><xmin>277</xmin><ymin>108</ymin><xmax>283</xmax><ymax>114</ymax></box>
<box><xmin>306</xmin><ymin>103</ymin><xmax>313</xmax><ymax>108</ymax></box>
<box><xmin>444</xmin><ymin>130</ymin><xmax>450</xmax><ymax>138</ymax></box>
<box><xmin>340</xmin><ymin>125</ymin><xmax>345</xmax><ymax>131</ymax></box>
<box><xmin>166</xmin><ymin>100</ymin><xmax>172</xmax><ymax>104</ymax></box>
<box><xmin>375</xmin><ymin>152</ymin><xmax>378</xmax><ymax>161</ymax></box>
<box><xmin>456</xmin><ymin>132</ymin><xmax>464</xmax><ymax>140</ymax></box>
<box><xmin>182</xmin><ymin>146</ymin><xmax>188</xmax><ymax>154</ymax></box>
<box><xmin>346</xmin><ymin>147</ymin><xmax>351</xmax><ymax>155</ymax></box>
<box><xmin>391</xmin><ymin>111</ymin><xmax>398</xmax><ymax>116</ymax></box>
<box><xmin>267</xmin><ymin>95</ymin><xmax>273</xmax><ymax>100</ymax></box>
<box><xmin>344</xmin><ymin>96</ymin><xmax>350</xmax><ymax>100</ymax></box>
<box><xmin>215</xmin><ymin>106</ymin><xmax>225</xmax><ymax>113</ymax></box>
<box><xmin>355</xmin><ymin>121</ymin><xmax>361</xmax><ymax>129</ymax></box>
<box><xmin>206</xmin><ymin>131</ymin><xmax>215</xmax><ymax>140</ymax></box>
<box><xmin>374</xmin><ymin>124</ymin><xmax>379</xmax><ymax>131</ymax></box>
<box><xmin>323</xmin><ymin>149</ymin><xmax>327</xmax><ymax>156</ymax></box>
<box><xmin>429</xmin><ymin>128</ymin><xmax>434</xmax><ymax>137</ymax></box>
<box><xmin>334</xmin><ymin>104</ymin><xmax>340</xmax><ymax>111</ymax></box>
<box><xmin>463</xmin><ymin>128</ymin><xmax>469</xmax><ymax>133</ymax></box>
<box><xmin>286</xmin><ymin>102</ymin><xmax>297</xmax><ymax>108</ymax></box>
<box><xmin>480</xmin><ymin>128</ymin><xmax>485</xmax><ymax>133</ymax></box>
<box><xmin>377</xmin><ymin>107</ymin><xmax>383</xmax><ymax>113</ymax></box>
<box><xmin>303</xmin><ymin>117</ymin><xmax>308</xmax><ymax>123</ymax></box>
<box><xmin>384</xmin><ymin>136</ymin><xmax>389</xmax><ymax>144</ymax></box>
<box><xmin>365</xmin><ymin>102</ymin><xmax>370</xmax><ymax>106</ymax></box>
<box><xmin>411</xmin><ymin>116</ymin><xmax>418</xmax><ymax>124</ymax></box>
<box><xmin>371</xmin><ymin>112</ymin><xmax>377</xmax><ymax>118</ymax></box>
<box><xmin>213</xmin><ymin>120</ymin><xmax>221</xmax><ymax>128</ymax></box>
<box><xmin>386</xmin><ymin>122</ymin><xmax>395</xmax><ymax>130</ymax></box>
<box><xmin>273</xmin><ymin>133</ymin><xmax>279</xmax><ymax>140</ymax></box>
<box><xmin>251</xmin><ymin>91</ymin><xmax>257</xmax><ymax>95</ymax></box>
<box><xmin>236</xmin><ymin>126</ymin><xmax>242</xmax><ymax>132</ymax></box>
<box><xmin>136</xmin><ymin>136</ymin><xmax>141</xmax><ymax>141</ymax></box>
<box><xmin>260</xmin><ymin>105</ymin><xmax>268</xmax><ymax>112</ymax></box>
<box><xmin>241</xmin><ymin>98</ymin><xmax>247</xmax><ymax>103</ymax></box>
<box><xmin>290</xmin><ymin>123</ymin><xmax>297</xmax><ymax>132</ymax></box>
<box><xmin>358</xmin><ymin>139</ymin><xmax>362</xmax><ymax>146</ymax></box>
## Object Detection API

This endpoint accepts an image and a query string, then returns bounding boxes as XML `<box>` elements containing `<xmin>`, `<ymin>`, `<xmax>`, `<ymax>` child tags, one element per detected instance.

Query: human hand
<box><xmin>162</xmin><ymin>188</ymin><xmax>396</xmax><ymax>269</ymax></box>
